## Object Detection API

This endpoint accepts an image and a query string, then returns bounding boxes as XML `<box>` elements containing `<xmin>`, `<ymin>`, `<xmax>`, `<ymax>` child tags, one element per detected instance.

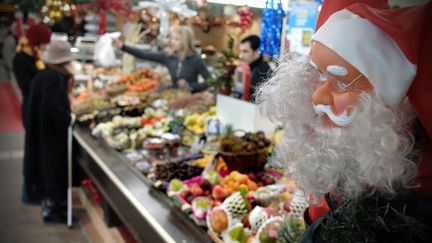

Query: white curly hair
<box><xmin>256</xmin><ymin>54</ymin><xmax>418</xmax><ymax>202</ymax></box>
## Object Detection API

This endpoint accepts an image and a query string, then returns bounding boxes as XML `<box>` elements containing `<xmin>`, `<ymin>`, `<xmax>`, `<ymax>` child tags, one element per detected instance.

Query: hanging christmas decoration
<box><xmin>41</xmin><ymin>0</ymin><xmax>75</xmax><ymax>25</ymax></box>
<box><xmin>73</xmin><ymin>0</ymin><xmax>133</xmax><ymax>35</ymax></box>
<box><xmin>134</xmin><ymin>0</ymin><xmax>197</xmax><ymax>37</ymax></box>
<box><xmin>223</xmin><ymin>6</ymin><xmax>252</xmax><ymax>35</ymax></box>
<box><xmin>192</xmin><ymin>11</ymin><xmax>222</xmax><ymax>33</ymax></box>
<box><xmin>260</xmin><ymin>0</ymin><xmax>285</xmax><ymax>57</ymax></box>
<box><xmin>139</xmin><ymin>9</ymin><xmax>158</xmax><ymax>33</ymax></box>
<box><xmin>191</xmin><ymin>0</ymin><xmax>222</xmax><ymax>33</ymax></box>
<box><xmin>237</xmin><ymin>7</ymin><xmax>253</xmax><ymax>32</ymax></box>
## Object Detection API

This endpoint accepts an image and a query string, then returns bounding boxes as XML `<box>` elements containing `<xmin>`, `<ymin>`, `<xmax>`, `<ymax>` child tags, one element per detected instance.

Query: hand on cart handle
<box><xmin>70</xmin><ymin>112</ymin><xmax>76</xmax><ymax>126</ymax></box>
<box><xmin>112</xmin><ymin>38</ymin><xmax>123</xmax><ymax>49</ymax></box>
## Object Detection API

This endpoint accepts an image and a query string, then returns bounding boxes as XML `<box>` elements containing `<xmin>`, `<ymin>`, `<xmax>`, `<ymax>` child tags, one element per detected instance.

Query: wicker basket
<box><xmin>219</xmin><ymin>146</ymin><xmax>269</xmax><ymax>173</ymax></box>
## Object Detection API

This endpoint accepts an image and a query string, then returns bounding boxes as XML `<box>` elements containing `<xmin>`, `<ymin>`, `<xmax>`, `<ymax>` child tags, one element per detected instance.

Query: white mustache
<box><xmin>313</xmin><ymin>104</ymin><xmax>354</xmax><ymax>127</ymax></box>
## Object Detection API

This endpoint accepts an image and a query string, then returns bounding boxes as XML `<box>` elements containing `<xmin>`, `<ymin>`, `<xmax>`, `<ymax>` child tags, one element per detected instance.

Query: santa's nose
<box><xmin>312</xmin><ymin>82</ymin><xmax>333</xmax><ymax>106</ymax></box>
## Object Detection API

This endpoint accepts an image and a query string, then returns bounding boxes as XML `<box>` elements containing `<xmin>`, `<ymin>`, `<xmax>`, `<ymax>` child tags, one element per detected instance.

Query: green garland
<box><xmin>319</xmin><ymin>193</ymin><xmax>432</xmax><ymax>243</ymax></box>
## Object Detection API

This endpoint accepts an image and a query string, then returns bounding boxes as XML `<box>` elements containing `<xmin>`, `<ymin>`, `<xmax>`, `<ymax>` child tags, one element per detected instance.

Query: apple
<box><xmin>179</xmin><ymin>190</ymin><xmax>190</xmax><ymax>199</ymax></box>
<box><xmin>189</xmin><ymin>184</ymin><xmax>204</xmax><ymax>197</ymax></box>
<box><xmin>247</xmin><ymin>172</ymin><xmax>258</xmax><ymax>182</ymax></box>
<box><xmin>283</xmin><ymin>199</ymin><xmax>292</xmax><ymax>213</ymax></box>
<box><xmin>212</xmin><ymin>200</ymin><xmax>222</xmax><ymax>207</ymax></box>
<box><xmin>212</xmin><ymin>185</ymin><xmax>229</xmax><ymax>200</ymax></box>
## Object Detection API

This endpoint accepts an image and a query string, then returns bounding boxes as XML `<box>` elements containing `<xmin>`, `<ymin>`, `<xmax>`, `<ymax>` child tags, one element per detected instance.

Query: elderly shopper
<box><xmin>23</xmin><ymin>40</ymin><xmax>75</xmax><ymax>223</ymax></box>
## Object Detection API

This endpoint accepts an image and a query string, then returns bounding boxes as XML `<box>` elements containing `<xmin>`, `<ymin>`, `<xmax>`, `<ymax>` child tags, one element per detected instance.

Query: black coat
<box><xmin>13</xmin><ymin>52</ymin><xmax>38</xmax><ymax>125</ymax></box>
<box><xmin>249</xmin><ymin>56</ymin><xmax>271</xmax><ymax>102</ymax></box>
<box><xmin>23</xmin><ymin>67</ymin><xmax>71</xmax><ymax>202</ymax></box>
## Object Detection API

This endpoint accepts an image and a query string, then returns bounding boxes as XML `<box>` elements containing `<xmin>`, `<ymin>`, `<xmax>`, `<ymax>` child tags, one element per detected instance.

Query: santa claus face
<box><xmin>255</xmin><ymin>53</ymin><xmax>416</xmax><ymax>201</ymax></box>
<box><xmin>310</xmin><ymin>41</ymin><xmax>374</xmax><ymax>126</ymax></box>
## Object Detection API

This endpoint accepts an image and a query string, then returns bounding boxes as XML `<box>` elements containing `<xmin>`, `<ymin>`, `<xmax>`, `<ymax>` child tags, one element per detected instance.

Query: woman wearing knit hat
<box><xmin>23</xmin><ymin>40</ymin><xmax>75</xmax><ymax>223</ymax></box>
<box><xmin>13</xmin><ymin>23</ymin><xmax>52</xmax><ymax>205</ymax></box>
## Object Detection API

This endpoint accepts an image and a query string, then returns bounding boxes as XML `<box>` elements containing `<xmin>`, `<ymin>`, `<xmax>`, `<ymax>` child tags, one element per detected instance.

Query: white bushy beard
<box><xmin>256</xmin><ymin>55</ymin><xmax>418</xmax><ymax>202</ymax></box>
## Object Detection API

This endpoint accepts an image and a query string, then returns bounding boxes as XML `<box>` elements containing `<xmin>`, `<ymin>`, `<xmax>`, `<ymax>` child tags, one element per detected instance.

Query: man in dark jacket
<box><xmin>239</xmin><ymin>35</ymin><xmax>271</xmax><ymax>102</ymax></box>
<box><xmin>24</xmin><ymin>40</ymin><xmax>74</xmax><ymax>223</ymax></box>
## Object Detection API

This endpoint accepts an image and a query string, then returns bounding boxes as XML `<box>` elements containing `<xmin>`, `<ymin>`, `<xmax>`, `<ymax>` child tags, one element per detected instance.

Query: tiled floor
<box><xmin>0</xmin><ymin>133</ymin><xmax>89</xmax><ymax>243</ymax></box>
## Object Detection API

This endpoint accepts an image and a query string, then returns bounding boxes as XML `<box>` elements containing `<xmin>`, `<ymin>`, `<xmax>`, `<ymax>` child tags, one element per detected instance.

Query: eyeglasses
<box><xmin>308</xmin><ymin>64</ymin><xmax>363</xmax><ymax>92</ymax></box>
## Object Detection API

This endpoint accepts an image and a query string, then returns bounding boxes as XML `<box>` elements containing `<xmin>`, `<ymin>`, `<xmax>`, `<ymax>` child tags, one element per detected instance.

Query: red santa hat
<box><xmin>407</xmin><ymin>3</ymin><xmax>432</xmax><ymax>138</ymax></box>
<box><xmin>313</xmin><ymin>0</ymin><xmax>430</xmax><ymax>108</ymax></box>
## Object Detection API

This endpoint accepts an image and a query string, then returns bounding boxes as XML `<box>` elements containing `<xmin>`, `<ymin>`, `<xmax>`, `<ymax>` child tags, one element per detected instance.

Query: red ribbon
<box><xmin>236</xmin><ymin>63</ymin><xmax>252</xmax><ymax>101</ymax></box>
<box><xmin>99</xmin><ymin>9</ymin><xmax>106</xmax><ymax>35</ymax></box>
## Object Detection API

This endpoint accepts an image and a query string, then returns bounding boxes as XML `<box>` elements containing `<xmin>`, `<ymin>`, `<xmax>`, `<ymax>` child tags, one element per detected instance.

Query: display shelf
<box><xmin>74</xmin><ymin>126</ymin><xmax>213</xmax><ymax>243</ymax></box>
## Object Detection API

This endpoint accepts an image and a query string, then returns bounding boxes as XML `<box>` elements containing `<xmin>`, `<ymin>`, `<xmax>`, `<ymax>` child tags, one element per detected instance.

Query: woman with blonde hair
<box><xmin>113</xmin><ymin>25</ymin><xmax>210</xmax><ymax>92</ymax></box>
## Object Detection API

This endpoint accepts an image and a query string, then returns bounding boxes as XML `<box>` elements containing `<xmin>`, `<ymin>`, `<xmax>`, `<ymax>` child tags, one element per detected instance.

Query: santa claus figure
<box><xmin>257</xmin><ymin>0</ymin><xmax>432</xmax><ymax>242</ymax></box>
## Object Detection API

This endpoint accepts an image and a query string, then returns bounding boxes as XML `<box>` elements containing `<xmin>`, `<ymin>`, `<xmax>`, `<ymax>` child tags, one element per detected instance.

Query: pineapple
<box><xmin>277</xmin><ymin>216</ymin><xmax>306</xmax><ymax>243</ymax></box>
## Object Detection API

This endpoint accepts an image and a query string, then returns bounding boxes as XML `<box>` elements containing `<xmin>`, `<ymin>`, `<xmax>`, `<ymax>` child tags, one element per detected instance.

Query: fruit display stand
<box><xmin>73</xmin><ymin>126</ymin><xmax>213</xmax><ymax>243</ymax></box>
<box><xmin>70</xmin><ymin>66</ymin><xmax>305</xmax><ymax>242</ymax></box>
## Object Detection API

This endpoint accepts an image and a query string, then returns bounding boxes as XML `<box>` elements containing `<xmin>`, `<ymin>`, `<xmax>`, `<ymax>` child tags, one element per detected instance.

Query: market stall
<box><xmin>68</xmin><ymin>60</ymin><xmax>308</xmax><ymax>242</ymax></box>
<box><xmin>10</xmin><ymin>0</ymin><xmax>431</xmax><ymax>242</ymax></box>
<box><xmin>25</xmin><ymin>1</ymin><xmax>307</xmax><ymax>241</ymax></box>
<box><xmin>74</xmin><ymin>126</ymin><xmax>213</xmax><ymax>243</ymax></box>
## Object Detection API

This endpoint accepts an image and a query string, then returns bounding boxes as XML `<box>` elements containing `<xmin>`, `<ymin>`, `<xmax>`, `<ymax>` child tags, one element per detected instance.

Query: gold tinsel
<box><xmin>41</xmin><ymin>0</ymin><xmax>75</xmax><ymax>25</ymax></box>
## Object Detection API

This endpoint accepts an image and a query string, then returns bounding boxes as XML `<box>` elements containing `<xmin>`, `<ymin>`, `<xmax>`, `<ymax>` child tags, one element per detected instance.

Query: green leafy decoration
<box><xmin>208</xmin><ymin>35</ymin><xmax>237</xmax><ymax>89</ymax></box>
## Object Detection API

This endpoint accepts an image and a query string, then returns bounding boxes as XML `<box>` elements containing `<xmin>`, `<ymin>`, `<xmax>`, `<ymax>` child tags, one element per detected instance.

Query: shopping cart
<box><xmin>67</xmin><ymin>113</ymin><xmax>76</xmax><ymax>228</ymax></box>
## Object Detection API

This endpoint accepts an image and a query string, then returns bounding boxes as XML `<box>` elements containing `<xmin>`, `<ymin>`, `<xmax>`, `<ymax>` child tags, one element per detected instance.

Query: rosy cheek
<box><xmin>332</xmin><ymin>93</ymin><xmax>353</xmax><ymax>114</ymax></box>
